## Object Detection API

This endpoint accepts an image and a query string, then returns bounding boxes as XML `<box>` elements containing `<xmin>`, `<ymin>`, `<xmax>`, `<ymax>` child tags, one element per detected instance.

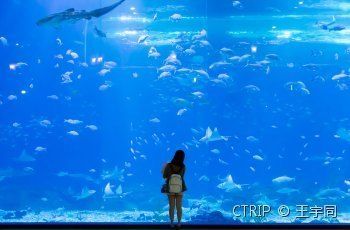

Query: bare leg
<box><xmin>168</xmin><ymin>195</ymin><xmax>176</xmax><ymax>225</ymax></box>
<box><xmin>175</xmin><ymin>195</ymin><xmax>183</xmax><ymax>226</ymax></box>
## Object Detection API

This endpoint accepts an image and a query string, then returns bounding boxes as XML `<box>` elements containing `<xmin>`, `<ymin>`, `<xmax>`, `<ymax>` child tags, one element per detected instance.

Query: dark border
<box><xmin>0</xmin><ymin>224</ymin><xmax>350</xmax><ymax>229</ymax></box>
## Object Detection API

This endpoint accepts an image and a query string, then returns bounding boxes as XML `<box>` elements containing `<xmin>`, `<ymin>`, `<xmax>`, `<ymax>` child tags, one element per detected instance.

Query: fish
<box><xmin>56</xmin><ymin>38</ymin><xmax>63</xmax><ymax>46</ymax></box>
<box><xmin>277</xmin><ymin>188</ymin><xmax>300</xmax><ymax>194</ymax></box>
<box><xmin>12</xmin><ymin>122</ymin><xmax>21</xmax><ymax>127</ymax></box>
<box><xmin>218</xmin><ymin>73</ymin><xmax>230</xmax><ymax>80</ymax></box>
<box><xmin>0</xmin><ymin>37</ymin><xmax>8</xmax><ymax>46</ymax></box>
<box><xmin>47</xmin><ymin>95</ymin><xmax>59</xmax><ymax>100</ymax></box>
<box><xmin>177</xmin><ymin>109</ymin><xmax>187</xmax><ymax>116</ymax></box>
<box><xmin>67</xmin><ymin>131</ymin><xmax>79</xmax><ymax>136</ymax></box>
<box><xmin>247</xmin><ymin>136</ymin><xmax>259</xmax><ymax>142</ymax></box>
<box><xmin>199</xmin><ymin>175</ymin><xmax>210</xmax><ymax>182</ymax></box>
<box><xmin>75</xmin><ymin>187</ymin><xmax>96</xmax><ymax>200</ymax></box>
<box><xmin>14</xmin><ymin>150</ymin><xmax>36</xmax><ymax>162</ymax></box>
<box><xmin>67</xmin><ymin>60</ymin><xmax>75</xmax><ymax>65</ymax></box>
<box><xmin>149</xmin><ymin>118</ymin><xmax>161</xmax><ymax>123</ymax></box>
<box><xmin>170</xmin><ymin>13</ymin><xmax>182</xmax><ymax>21</ymax></box>
<box><xmin>86</xmin><ymin>125</ymin><xmax>98</xmax><ymax>131</ymax></box>
<box><xmin>332</xmin><ymin>71</ymin><xmax>350</xmax><ymax>81</ymax></box>
<box><xmin>210</xmin><ymin>149</ymin><xmax>220</xmax><ymax>154</ymax></box>
<box><xmin>98</xmin><ymin>83</ymin><xmax>111</xmax><ymax>91</ymax></box>
<box><xmin>94</xmin><ymin>26</ymin><xmax>107</xmax><ymax>38</ymax></box>
<box><xmin>148</xmin><ymin>47</ymin><xmax>161</xmax><ymax>59</ymax></box>
<box><xmin>104</xmin><ymin>61</ymin><xmax>117</xmax><ymax>69</ymax></box>
<box><xmin>138</xmin><ymin>35</ymin><xmax>149</xmax><ymax>44</ymax></box>
<box><xmin>183</xmin><ymin>48</ymin><xmax>196</xmax><ymax>56</ymax></box>
<box><xmin>220</xmin><ymin>47</ymin><xmax>234</xmax><ymax>55</ymax></box>
<box><xmin>195</xmin><ymin>70</ymin><xmax>209</xmax><ymax>78</ymax></box>
<box><xmin>101</xmin><ymin>167</ymin><xmax>124</xmax><ymax>182</ymax></box>
<box><xmin>0</xmin><ymin>168</ymin><xmax>15</xmax><ymax>182</ymax></box>
<box><xmin>80</xmin><ymin>62</ymin><xmax>89</xmax><ymax>68</ymax></box>
<box><xmin>64</xmin><ymin>119</ymin><xmax>83</xmax><ymax>125</ymax></box>
<box><xmin>7</xmin><ymin>95</ymin><xmax>17</xmax><ymax>101</ymax></box>
<box><xmin>164</xmin><ymin>54</ymin><xmax>181</xmax><ymax>66</ymax></box>
<box><xmin>70</xmin><ymin>51</ymin><xmax>79</xmax><ymax>59</ymax></box>
<box><xmin>61</xmin><ymin>71</ymin><xmax>73</xmax><ymax>84</ymax></box>
<box><xmin>232</xmin><ymin>1</ymin><xmax>242</xmax><ymax>8</ymax></box>
<box><xmin>158</xmin><ymin>71</ymin><xmax>172</xmax><ymax>80</ymax></box>
<box><xmin>209</xmin><ymin>61</ymin><xmax>232</xmax><ymax>70</ymax></box>
<box><xmin>55</xmin><ymin>54</ymin><xmax>64</xmax><ymax>59</ymax></box>
<box><xmin>9</xmin><ymin>62</ymin><xmax>28</xmax><ymax>71</ymax></box>
<box><xmin>56</xmin><ymin>172</ymin><xmax>96</xmax><ymax>182</ymax></box>
<box><xmin>23</xmin><ymin>167</ymin><xmax>34</xmax><ymax>173</ymax></box>
<box><xmin>329</xmin><ymin>25</ymin><xmax>346</xmax><ymax>31</ymax></box>
<box><xmin>98</xmin><ymin>69</ymin><xmax>111</xmax><ymax>77</ymax></box>
<box><xmin>337</xmin><ymin>128</ymin><xmax>350</xmax><ymax>142</ymax></box>
<box><xmin>35</xmin><ymin>146</ymin><xmax>47</xmax><ymax>152</ymax></box>
<box><xmin>253</xmin><ymin>155</ymin><xmax>264</xmax><ymax>161</ymax></box>
<box><xmin>315</xmin><ymin>188</ymin><xmax>350</xmax><ymax>200</ymax></box>
<box><xmin>192</xmin><ymin>91</ymin><xmax>204</xmax><ymax>98</ymax></box>
<box><xmin>199</xmin><ymin>127</ymin><xmax>229</xmax><ymax>143</ymax></box>
<box><xmin>104</xmin><ymin>183</ymin><xmax>115</xmax><ymax>197</ymax></box>
<box><xmin>219</xmin><ymin>159</ymin><xmax>229</xmax><ymax>165</ymax></box>
<box><xmin>316</xmin><ymin>16</ymin><xmax>336</xmax><ymax>30</ymax></box>
<box><xmin>153</xmin><ymin>13</ymin><xmax>158</xmax><ymax>21</ymax></box>
<box><xmin>37</xmin><ymin>0</ymin><xmax>126</xmax><ymax>26</ymax></box>
<box><xmin>158</xmin><ymin>65</ymin><xmax>177</xmax><ymax>73</ymax></box>
<box><xmin>217</xmin><ymin>175</ymin><xmax>245</xmax><ymax>192</ymax></box>
<box><xmin>272</xmin><ymin>176</ymin><xmax>295</xmax><ymax>184</ymax></box>
<box><xmin>265</xmin><ymin>54</ymin><xmax>279</xmax><ymax>60</ymax></box>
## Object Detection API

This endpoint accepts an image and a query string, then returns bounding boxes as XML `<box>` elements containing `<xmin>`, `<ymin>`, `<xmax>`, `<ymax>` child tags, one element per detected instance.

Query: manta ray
<box><xmin>37</xmin><ymin>0</ymin><xmax>126</xmax><ymax>26</ymax></box>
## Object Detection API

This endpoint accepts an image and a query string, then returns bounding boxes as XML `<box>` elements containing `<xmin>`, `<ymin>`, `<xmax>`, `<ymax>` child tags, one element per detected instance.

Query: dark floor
<box><xmin>0</xmin><ymin>224</ymin><xmax>350</xmax><ymax>230</ymax></box>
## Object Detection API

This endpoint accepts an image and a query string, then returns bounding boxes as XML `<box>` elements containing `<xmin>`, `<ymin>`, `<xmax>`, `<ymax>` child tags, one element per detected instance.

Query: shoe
<box><xmin>176</xmin><ymin>223</ymin><xmax>181</xmax><ymax>229</ymax></box>
<box><xmin>170</xmin><ymin>223</ymin><xmax>175</xmax><ymax>228</ymax></box>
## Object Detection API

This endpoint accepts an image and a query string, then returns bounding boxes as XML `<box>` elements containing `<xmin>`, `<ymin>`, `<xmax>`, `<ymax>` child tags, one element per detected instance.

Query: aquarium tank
<box><xmin>1</xmin><ymin>0</ymin><xmax>350</xmax><ymax>225</ymax></box>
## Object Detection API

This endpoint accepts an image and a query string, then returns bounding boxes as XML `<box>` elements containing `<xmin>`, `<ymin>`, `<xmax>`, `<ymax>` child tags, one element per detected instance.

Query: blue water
<box><xmin>1</xmin><ymin>0</ymin><xmax>350</xmax><ymax>224</ymax></box>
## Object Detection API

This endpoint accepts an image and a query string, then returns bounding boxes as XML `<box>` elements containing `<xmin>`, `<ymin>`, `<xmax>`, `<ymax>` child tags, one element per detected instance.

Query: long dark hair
<box><xmin>171</xmin><ymin>150</ymin><xmax>185</xmax><ymax>167</ymax></box>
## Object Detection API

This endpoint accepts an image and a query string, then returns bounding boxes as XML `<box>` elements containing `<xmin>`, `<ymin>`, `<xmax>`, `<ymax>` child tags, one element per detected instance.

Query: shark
<box><xmin>316</xmin><ymin>16</ymin><xmax>336</xmax><ymax>30</ymax></box>
<box><xmin>37</xmin><ymin>0</ymin><xmax>126</xmax><ymax>26</ymax></box>
<box><xmin>316</xmin><ymin>16</ymin><xmax>346</xmax><ymax>31</ymax></box>
<box><xmin>94</xmin><ymin>26</ymin><xmax>107</xmax><ymax>38</ymax></box>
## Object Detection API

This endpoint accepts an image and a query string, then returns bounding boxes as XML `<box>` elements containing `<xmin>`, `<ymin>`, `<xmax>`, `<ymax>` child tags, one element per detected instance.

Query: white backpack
<box><xmin>169</xmin><ymin>174</ymin><xmax>183</xmax><ymax>193</ymax></box>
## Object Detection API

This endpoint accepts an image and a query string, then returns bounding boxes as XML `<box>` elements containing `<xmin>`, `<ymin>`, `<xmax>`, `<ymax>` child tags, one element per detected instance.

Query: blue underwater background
<box><xmin>1</xmin><ymin>0</ymin><xmax>350</xmax><ymax>224</ymax></box>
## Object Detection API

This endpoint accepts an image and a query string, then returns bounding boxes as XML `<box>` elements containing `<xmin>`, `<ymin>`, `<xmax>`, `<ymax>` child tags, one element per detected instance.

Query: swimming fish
<box><xmin>200</xmin><ymin>127</ymin><xmax>229</xmax><ymax>143</ymax></box>
<box><xmin>37</xmin><ymin>0</ymin><xmax>126</xmax><ymax>26</ymax></box>
<box><xmin>94</xmin><ymin>26</ymin><xmax>107</xmax><ymax>38</ymax></box>
<box><xmin>0</xmin><ymin>37</ymin><xmax>8</xmax><ymax>46</ymax></box>
<box><xmin>14</xmin><ymin>150</ymin><xmax>36</xmax><ymax>162</ymax></box>
<box><xmin>277</xmin><ymin>187</ymin><xmax>300</xmax><ymax>194</ymax></box>
<box><xmin>75</xmin><ymin>187</ymin><xmax>96</xmax><ymax>200</ymax></box>
<box><xmin>253</xmin><ymin>155</ymin><xmax>264</xmax><ymax>161</ymax></box>
<box><xmin>332</xmin><ymin>71</ymin><xmax>350</xmax><ymax>81</ymax></box>
<box><xmin>217</xmin><ymin>174</ymin><xmax>244</xmax><ymax>192</ymax></box>
<box><xmin>272</xmin><ymin>176</ymin><xmax>295</xmax><ymax>184</ymax></box>
<box><xmin>64</xmin><ymin>119</ymin><xmax>83</xmax><ymax>125</ymax></box>
<box><xmin>138</xmin><ymin>35</ymin><xmax>149</xmax><ymax>44</ymax></box>
<box><xmin>67</xmin><ymin>131</ymin><xmax>79</xmax><ymax>136</ymax></box>
<box><xmin>170</xmin><ymin>13</ymin><xmax>182</xmax><ymax>21</ymax></box>
<box><xmin>86</xmin><ymin>125</ymin><xmax>98</xmax><ymax>131</ymax></box>
<box><xmin>35</xmin><ymin>146</ymin><xmax>47</xmax><ymax>152</ymax></box>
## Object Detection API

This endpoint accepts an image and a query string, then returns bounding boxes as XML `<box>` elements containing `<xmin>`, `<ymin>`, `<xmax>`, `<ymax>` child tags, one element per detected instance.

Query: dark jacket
<box><xmin>163</xmin><ymin>163</ymin><xmax>187</xmax><ymax>192</ymax></box>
